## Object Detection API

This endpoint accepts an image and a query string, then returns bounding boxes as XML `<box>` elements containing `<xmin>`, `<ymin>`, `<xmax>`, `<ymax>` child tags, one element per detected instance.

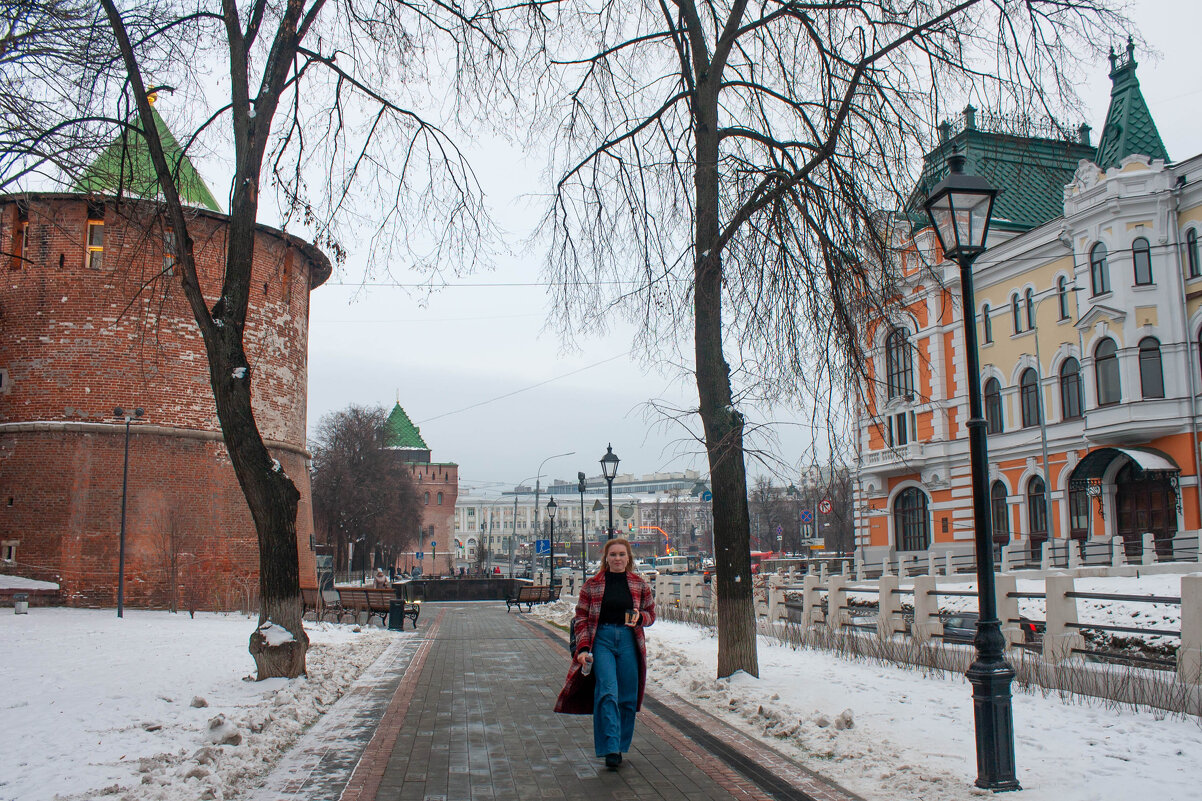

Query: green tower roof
<box><xmin>74</xmin><ymin>100</ymin><xmax>222</xmax><ymax>212</ymax></box>
<box><xmin>383</xmin><ymin>403</ymin><xmax>429</xmax><ymax>450</ymax></box>
<box><xmin>1094</xmin><ymin>39</ymin><xmax>1169</xmax><ymax>171</ymax></box>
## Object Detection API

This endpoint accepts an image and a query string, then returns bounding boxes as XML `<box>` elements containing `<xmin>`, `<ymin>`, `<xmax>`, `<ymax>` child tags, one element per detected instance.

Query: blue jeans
<box><xmin>592</xmin><ymin>623</ymin><xmax>638</xmax><ymax>757</ymax></box>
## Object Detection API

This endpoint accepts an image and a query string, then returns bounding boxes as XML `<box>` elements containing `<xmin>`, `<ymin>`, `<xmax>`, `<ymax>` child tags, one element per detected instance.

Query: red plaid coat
<box><xmin>554</xmin><ymin>570</ymin><xmax>656</xmax><ymax>715</ymax></box>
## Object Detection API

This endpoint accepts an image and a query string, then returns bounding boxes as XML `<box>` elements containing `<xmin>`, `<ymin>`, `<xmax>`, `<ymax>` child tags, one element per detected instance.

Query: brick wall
<box><xmin>410</xmin><ymin>462</ymin><xmax>459</xmax><ymax>575</ymax></box>
<box><xmin>0</xmin><ymin>194</ymin><xmax>326</xmax><ymax>608</ymax></box>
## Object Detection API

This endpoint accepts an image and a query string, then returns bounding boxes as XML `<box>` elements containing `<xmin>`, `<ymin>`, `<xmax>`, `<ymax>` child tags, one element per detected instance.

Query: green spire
<box><xmin>383</xmin><ymin>403</ymin><xmax>429</xmax><ymax>450</ymax></box>
<box><xmin>74</xmin><ymin>99</ymin><xmax>222</xmax><ymax>212</ymax></box>
<box><xmin>1094</xmin><ymin>38</ymin><xmax>1169</xmax><ymax>171</ymax></box>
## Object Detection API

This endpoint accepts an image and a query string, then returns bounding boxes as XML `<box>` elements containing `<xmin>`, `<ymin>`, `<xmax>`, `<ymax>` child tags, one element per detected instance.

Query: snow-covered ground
<box><xmin>0</xmin><ymin>609</ymin><xmax>397</xmax><ymax>801</ymax></box>
<box><xmin>536</xmin><ymin>572</ymin><xmax>1202</xmax><ymax>801</ymax></box>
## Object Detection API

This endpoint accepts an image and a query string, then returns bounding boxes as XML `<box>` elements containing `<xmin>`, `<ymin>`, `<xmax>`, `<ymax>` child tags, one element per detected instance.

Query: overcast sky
<box><xmin>303</xmin><ymin>0</ymin><xmax>1202</xmax><ymax>496</ymax></box>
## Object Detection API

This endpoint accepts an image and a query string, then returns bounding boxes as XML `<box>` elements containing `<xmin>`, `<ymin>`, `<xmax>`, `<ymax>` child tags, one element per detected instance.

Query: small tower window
<box><xmin>1025</xmin><ymin>288</ymin><xmax>1036</xmax><ymax>330</ymax></box>
<box><xmin>1011</xmin><ymin>294</ymin><xmax>1022</xmax><ymax>334</ymax></box>
<box><xmin>982</xmin><ymin>303</ymin><xmax>992</xmax><ymax>344</ymax></box>
<box><xmin>1057</xmin><ymin>277</ymin><xmax>1070</xmax><ymax>320</ymax></box>
<box><xmin>1090</xmin><ymin>243</ymin><xmax>1110</xmax><ymax>295</ymax></box>
<box><xmin>86</xmin><ymin>220</ymin><xmax>104</xmax><ymax>270</ymax></box>
<box><xmin>1132</xmin><ymin>237</ymin><xmax>1153</xmax><ymax>285</ymax></box>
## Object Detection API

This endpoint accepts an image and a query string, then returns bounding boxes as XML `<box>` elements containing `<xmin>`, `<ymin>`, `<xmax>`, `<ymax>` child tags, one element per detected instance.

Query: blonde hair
<box><xmin>597</xmin><ymin>538</ymin><xmax>637</xmax><ymax>575</ymax></box>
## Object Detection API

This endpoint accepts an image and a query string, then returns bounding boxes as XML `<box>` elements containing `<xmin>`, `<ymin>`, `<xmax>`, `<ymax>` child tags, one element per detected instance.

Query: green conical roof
<box><xmin>1094</xmin><ymin>40</ymin><xmax>1169</xmax><ymax>171</ymax></box>
<box><xmin>383</xmin><ymin>403</ymin><xmax>428</xmax><ymax>450</ymax></box>
<box><xmin>74</xmin><ymin>101</ymin><xmax>222</xmax><ymax>212</ymax></box>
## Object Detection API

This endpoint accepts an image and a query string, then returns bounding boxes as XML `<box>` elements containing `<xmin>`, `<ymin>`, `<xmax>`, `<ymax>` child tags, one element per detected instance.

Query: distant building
<box><xmin>0</xmin><ymin>99</ymin><xmax>328</xmax><ymax>607</ymax></box>
<box><xmin>383</xmin><ymin>403</ymin><xmax>458</xmax><ymax>575</ymax></box>
<box><xmin>855</xmin><ymin>43</ymin><xmax>1201</xmax><ymax>566</ymax></box>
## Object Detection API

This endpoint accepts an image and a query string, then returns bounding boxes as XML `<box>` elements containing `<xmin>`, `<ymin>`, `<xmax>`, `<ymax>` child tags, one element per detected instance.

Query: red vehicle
<box><xmin>749</xmin><ymin>551</ymin><xmax>772</xmax><ymax>574</ymax></box>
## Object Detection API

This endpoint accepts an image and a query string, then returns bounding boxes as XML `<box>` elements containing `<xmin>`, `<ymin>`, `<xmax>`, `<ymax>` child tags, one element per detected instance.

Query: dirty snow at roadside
<box><xmin>0</xmin><ymin>609</ymin><xmax>399</xmax><ymax>801</ymax></box>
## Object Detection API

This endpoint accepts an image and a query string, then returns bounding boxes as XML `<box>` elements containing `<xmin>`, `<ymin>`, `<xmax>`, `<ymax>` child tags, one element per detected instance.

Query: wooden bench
<box><xmin>333</xmin><ymin>587</ymin><xmax>420</xmax><ymax>629</ymax></box>
<box><xmin>301</xmin><ymin>587</ymin><xmax>325</xmax><ymax>620</ymax></box>
<box><xmin>506</xmin><ymin>585</ymin><xmax>558</xmax><ymax>613</ymax></box>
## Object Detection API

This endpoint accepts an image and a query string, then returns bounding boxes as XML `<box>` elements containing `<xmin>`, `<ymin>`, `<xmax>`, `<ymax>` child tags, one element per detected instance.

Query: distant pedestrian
<box><xmin>554</xmin><ymin>537</ymin><xmax>655</xmax><ymax>769</ymax></box>
<box><xmin>374</xmin><ymin>568</ymin><xmax>389</xmax><ymax>588</ymax></box>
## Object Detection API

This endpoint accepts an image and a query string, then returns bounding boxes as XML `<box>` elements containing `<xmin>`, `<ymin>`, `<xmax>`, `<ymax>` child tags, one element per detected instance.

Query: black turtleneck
<box><xmin>598</xmin><ymin>570</ymin><xmax>633</xmax><ymax>625</ymax></box>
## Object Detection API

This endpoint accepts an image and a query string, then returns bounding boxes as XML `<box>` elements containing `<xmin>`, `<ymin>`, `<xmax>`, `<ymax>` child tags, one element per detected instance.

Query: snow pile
<box><xmin>0</xmin><ymin>610</ymin><xmax>396</xmax><ymax>801</ymax></box>
<box><xmin>0</xmin><ymin>575</ymin><xmax>59</xmax><ymax>590</ymax></box>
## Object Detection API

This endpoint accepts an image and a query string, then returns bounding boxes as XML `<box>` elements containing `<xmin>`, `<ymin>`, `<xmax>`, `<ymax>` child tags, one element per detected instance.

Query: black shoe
<box><xmin>604</xmin><ymin>753</ymin><xmax>621</xmax><ymax>768</ymax></box>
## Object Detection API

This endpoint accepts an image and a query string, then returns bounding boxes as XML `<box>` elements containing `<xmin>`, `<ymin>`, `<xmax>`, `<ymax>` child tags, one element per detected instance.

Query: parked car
<box><xmin>942</xmin><ymin>612</ymin><xmax>1044</xmax><ymax>644</ymax></box>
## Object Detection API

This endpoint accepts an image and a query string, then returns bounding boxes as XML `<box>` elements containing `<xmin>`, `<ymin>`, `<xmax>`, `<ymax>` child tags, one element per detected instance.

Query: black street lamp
<box><xmin>924</xmin><ymin>151</ymin><xmax>1019</xmax><ymax>792</ymax></box>
<box><xmin>113</xmin><ymin>406</ymin><xmax>143</xmax><ymax>618</ymax></box>
<box><xmin>600</xmin><ymin>444</ymin><xmax>619</xmax><ymax>539</ymax></box>
<box><xmin>546</xmin><ymin>497</ymin><xmax>558</xmax><ymax>588</ymax></box>
<box><xmin>577</xmin><ymin>472</ymin><xmax>588</xmax><ymax>571</ymax></box>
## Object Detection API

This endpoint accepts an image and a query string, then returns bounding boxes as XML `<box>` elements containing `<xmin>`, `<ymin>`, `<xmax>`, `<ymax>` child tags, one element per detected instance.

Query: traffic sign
<box><xmin>431</xmin><ymin>540</ymin><xmax>437</xmax><ymax>548</ymax></box>
<box><xmin>416</xmin><ymin>551</ymin><xmax>424</xmax><ymax>560</ymax></box>
<box><xmin>534</xmin><ymin>539</ymin><xmax>551</xmax><ymax>555</ymax></box>
<box><xmin>701</xmin><ymin>491</ymin><xmax>712</xmax><ymax>502</ymax></box>
<box><xmin>819</xmin><ymin>499</ymin><xmax>832</xmax><ymax>514</ymax></box>
<box><xmin>800</xmin><ymin>509</ymin><xmax>813</xmax><ymax>524</ymax></box>
<box><xmin>775</xmin><ymin>524</ymin><xmax>783</xmax><ymax>535</ymax></box>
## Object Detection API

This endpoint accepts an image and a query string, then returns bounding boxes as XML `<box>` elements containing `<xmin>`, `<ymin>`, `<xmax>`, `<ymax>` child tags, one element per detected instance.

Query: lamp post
<box><xmin>601</xmin><ymin>444</ymin><xmax>620</xmax><ymax>539</ymax></box>
<box><xmin>546</xmin><ymin>497</ymin><xmax>558</xmax><ymax>588</ymax></box>
<box><xmin>925</xmin><ymin>152</ymin><xmax>1019</xmax><ymax>791</ymax></box>
<box><xmin>534</xmin><ymin>451</ymin><xmax>575</xmax><ymax>541</ymax></box>
<box><xmin>113</xmin><ymin>406</ymin><xmax>143</xmax><ymax>618</ymax></box>
<box><xmin>578</xmin><ymin>472</ymin><xmax>588</xmax><ymax>570</ymax></box>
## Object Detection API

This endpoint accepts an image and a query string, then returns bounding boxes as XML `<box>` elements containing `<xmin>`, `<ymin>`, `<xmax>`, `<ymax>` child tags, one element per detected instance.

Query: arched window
<box><xmin>1188</xmin><ymin>228</ymin><xmax>1200</xmax><ymax>279</ymax></box>
<box><xmin>1027</xmin><ymin>476</ymin><xmax>1048</xmax><ymax>539</ymax></box>
<box><xmin>424</xmin><ymin>492</ymin><xmax>430</xmax><ymax>505</ymax></box>
<box><xmin>1090</xmin><ymin>243</ymin><xmax>1110</xmax><ymax>295</ymax></box>
<box><xmin>982</xmin><ymin>303</ymin><xmax>992</xmax><ymax>344</ymax></box>
<box><xmin>1095</xmin><ymin>337</ymin><xmax>1120</xmax><ymax>405</ymax></box>
<box><xmin>990</xmin><ymin>481</ymin><xmax>1010</xmax><ymax>542</ymax></box>
<box><xmin>1069</xmin><ymin>487</ymin><xmax>1090</xmax><ymax>540</ymax></box>
<box><xmin>894</xmin><ymin>488</ymin><xmax>930</xmax><ymax>552</ymax></box>
<box><xmin>1132</xmin><ymin>237</ymin><xmax>1153</xmax><ymax>285</ymax></box>
<box><xmin>1139</xmin><ymin>337</ymin><xmax>1164</xmax><ymax>398</ymax></box>
<box><xmin>1059</xmin><ymin>357</ymin><xmax>1084</xmax><ymax>420</ymax></box>
<box><xmin>1025</xmin><ymin>288</ymin><xmax>1036</xmax><ymax>330</ymax></box>
<box><xmin>885</xmin><ymin>328</ymin><xmax>913</xmax><ymax>399</ymax></box>
<box><xmin>1011</xmin><ymin>294</ymin><xmax>1022</xmax><ymax>333</ymax></box>
<box><xmin>1020</xmin><ymin>368</ymin><xmax>1041</xmax><ymax>427</ymax></box>
<box><xmin>1057</xmin><ymin>276</ymin><xmax>1070</xmax><ymax>320</ymax></box>
<box><xmin>437</xmin><ymin>491</ymin><xmax>444</xmax><ymax>505</ymax></box>
<box><xmin>984</xmin><ymin>378</ymin><xmax>1003</xmax><ymax>434</ymax></box>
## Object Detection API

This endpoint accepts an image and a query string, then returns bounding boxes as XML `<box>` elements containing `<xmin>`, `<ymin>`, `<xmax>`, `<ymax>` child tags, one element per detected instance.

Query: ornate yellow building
<box><xmin>856</xmin><ymin>43</ymin><xmax>1202</xmax><ymax>570</ymax></box>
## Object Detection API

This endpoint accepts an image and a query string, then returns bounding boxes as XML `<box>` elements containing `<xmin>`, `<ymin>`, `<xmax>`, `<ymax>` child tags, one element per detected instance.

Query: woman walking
<box><xmin>555</xmin><ymin>537</ymin><xmax>656</xmax><ymax>769</ymax></box>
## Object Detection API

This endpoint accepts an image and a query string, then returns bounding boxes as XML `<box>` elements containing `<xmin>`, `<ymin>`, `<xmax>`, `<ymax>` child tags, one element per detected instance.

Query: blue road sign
<box><xmin>701</xmin><ymin>491</ymin><xmax>713</xmax><ymax>502</ymax></box>
<box><xmin>800</xmin><ymin>509</ymin><xmax>814</xmax><ymax>524</ymax></box>
<box><xmin>416</xmin><ymin>551</ymin><xmax>424</xmax><ymax>560</ymax></box>
<box><xmin>431</xmin><ymin>540</ymin><xmax>437</xmax><ymax>548</ymax></box>
<box><xmin>534</xmin><ymin>539</ymin><xmax>551</xmax><ymax>555</ymax></box>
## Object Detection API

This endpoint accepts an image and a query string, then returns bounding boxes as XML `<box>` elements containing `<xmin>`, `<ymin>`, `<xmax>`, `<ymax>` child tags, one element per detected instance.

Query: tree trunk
<box><xmin>693</xmin><ymin>73</ymin><xmax>758</xmax><ymax>680</ymax></box>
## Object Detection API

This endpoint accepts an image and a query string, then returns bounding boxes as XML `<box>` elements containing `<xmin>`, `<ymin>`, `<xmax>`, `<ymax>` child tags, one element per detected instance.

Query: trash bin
<box><xmin>388</xmin><ymin>600</ymin><xmax>408</xmax><ymax>631</ymax></box>
<box><xmin>13</xmin><ymin>593</ymin><xmax>29</xmax><ymax>614</ymax></box>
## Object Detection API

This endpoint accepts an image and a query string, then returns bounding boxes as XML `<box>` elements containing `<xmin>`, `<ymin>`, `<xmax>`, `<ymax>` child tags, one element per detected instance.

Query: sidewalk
<box><xmin>251</xmin><ymin>603</ymin><xmax>863</xmax><ymax>801</ymax></box>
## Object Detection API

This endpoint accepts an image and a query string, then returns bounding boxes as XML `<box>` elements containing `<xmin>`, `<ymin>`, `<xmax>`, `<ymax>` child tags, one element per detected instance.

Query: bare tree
<box><xmin>310</xmin><ymin>404</ymin><xmax>423</xmax><ymax>579</ymax></box>
<box><xmin>533</xmin><ymin>0</ymin><xmax>1128</xmax><ymax>677</ymax></box>
<box><xmin>153</xmin><ymin>506</ymin><xmax>185</xmax><ymax>613</ymax></box>
<box><xmin>4</xmin><ymin>0</ymin><xmax>518</xmax><ymax>677</ymax></box>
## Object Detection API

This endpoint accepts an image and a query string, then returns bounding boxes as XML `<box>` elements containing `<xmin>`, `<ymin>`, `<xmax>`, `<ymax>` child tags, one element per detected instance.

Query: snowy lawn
<box><xmin>0</xmin><ymin>609</ymin><xmax>397</xmax><ymax>801</ymax></box>
<box><xmin>536</xmin><ymin>586</ymin><xmax>1202</xmax><ymax>801</ymax></box>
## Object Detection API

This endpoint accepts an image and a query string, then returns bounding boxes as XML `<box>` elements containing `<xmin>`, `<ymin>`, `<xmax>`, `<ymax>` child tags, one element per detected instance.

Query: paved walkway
<box><xmin>250</xmin><ymin>603</ymin><xmax>864</xmax><ymax>801</ymax></box>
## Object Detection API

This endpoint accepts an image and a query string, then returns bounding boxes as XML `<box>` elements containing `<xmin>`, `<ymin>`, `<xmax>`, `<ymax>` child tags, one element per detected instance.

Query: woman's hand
<box><xmin>576</xmin><ymin>651</ymin><xmax>590</xmax><ymax>667</ymax></box>
<box><xmin>625</xmin><ymin>609</ymin><xmax>640</xmax><ymax>627</ymax></box>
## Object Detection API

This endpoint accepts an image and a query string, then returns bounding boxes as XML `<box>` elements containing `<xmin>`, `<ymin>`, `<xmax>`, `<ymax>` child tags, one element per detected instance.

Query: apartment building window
<box><xmin>984</xmin><ymin>378</ymin><xmax>1003</xmax><ymax>434</ymax></box>
<box><xmin>1187</xmin><ymin>228</ymin><xmax>1200</xmax><ymax>278</ymax></box>
<box><xmin>1069</xmin><ymin>488</ymin><xmax>1090</xmax><ymax>540</ymax></box>
<box><xmin>1011</xmin><ymin>294</ymin><xmax>1022</xmax><ymax>333</ymax></box>
<box><xmin>1089</xmin><ymin>243</ymin><xmax>1110</xmax><ymax>295</ymax></box>
<box><xmin>893</xmin><ymin>488</ymin><xmax>930</xmax><ymax>552</ymax></box>
<box><xmin>85</xmin><ymin>219</ymin><xmax>104</xmax><ymax>269</ymax></box>
<box><xmin>1139</xmin><ymin>337</ymin><xmax>1164</xmax><ymax>398</ymax></box>
<box><xmin>1027</xmin><ymin>477</ymin><xmax>1048</xmax><ymax>539</ymax></box>
<box><xmin>1020</xmin><ymin>368</ymin><xmax>1041</xmax><ymax>427</ymax></box>
<box><xmin>1025</xmin><ymin>288</ymin><xmax>1036</xmax><ymax>330</ymax></box>
<box><xmin>1095</xmin><ymin>338</ymin><xmax>1120</xmax><ymax>405</ymax></box>
<box><xmin>1057</xmin><ymin>277</ymin><xmax>1070</xmax><ymax>320</ymax></box>
<box><xmin>1060</xmin><ymin>358</ymin><xmax>1083</xmax><ymax>419</ymax></box>
<box><xmin>885</xmin><ymin>328</ymin><xmax>913</xmax><ymax>399</ymax></box>
<box><xmin>888</xmin><ymin>411</ymin><xmax>914</xmax><ymax>448</ymax></box>
<box><xmin>990</xmin><ymin>481</ymin><xmax>1009</xmax><ymax>542</ymax></box>
<box><xmin>1132</xmin><ymin>237</ymin><xmax>1153</xmax><ymax>285</ymax></box>
<box><xmin>982</xmin><ymin>304</ymin><xmax>992</xmax><ymax>343</ymax></box>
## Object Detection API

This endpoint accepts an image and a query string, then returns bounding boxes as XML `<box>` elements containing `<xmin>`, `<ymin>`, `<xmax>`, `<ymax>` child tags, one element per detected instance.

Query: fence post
<box><xmin>1112</xmin><ymin>537</ymin><xmax>1125</xmax><ymax>568</ymax></box>
<box><xmin>1141</xmin><ymin>532</ymin><xmax>1155</xmax><ymax>566</ymax></box>
<box><xmin>1043</xmin><ymin>575</ymin><xmax>1084</xmax><ymax>663</ymax></box>
<box><xmin>1040</xmin><ymin>543</ymin><xmax>1051</xmax><ymax>572</ymax></box>
<box><xmin>1179</xmin><ymin>575</ymin><xmax>1201</xmax><ymax>685</ymax></box>
<box><xmin>927</xmin><ymin>551</ymin><xmax>938</xmax><ymax>577</ymax></box>
<box><xmin>995</xmin><ymin>572</ymin><xmax>1021</xmax><ymax>648</ymax></box>
<box><xmin>855</xmin><ymin>550</ymin><xmax>864</xmax><ymax>581</ymax></box>
<box><xmin>827</xmin><ymin>574</ymin><xmax>847</xmax><ymax>631</ymax></box>
<box><xmin>877</xmin><ymin>574</ymin><xmax>902</xmax><ymax>639</ymax></box>
<box><xmin>911</xmin><ymin>575</ymin><xmax>940</xmax><ymax>644</ymax></box>
<box><xmin>802</xmin><ymin>573</ymin><xmax>823</xmax><ymax>629</ymax></box>
<box><xmin>1000</xmin><ymin>543</ymin><xmax>1013</xmax><ymax>573</ymax></box>
<box><xmin>1068</xmin><ymin>540</ymin><xmax>1081</xmax><ymax>570</ymax></box>
<box><xmin>767</xmin><ymin>574</ymin><xmax>785</xmax><ymax>624</ymax></box>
